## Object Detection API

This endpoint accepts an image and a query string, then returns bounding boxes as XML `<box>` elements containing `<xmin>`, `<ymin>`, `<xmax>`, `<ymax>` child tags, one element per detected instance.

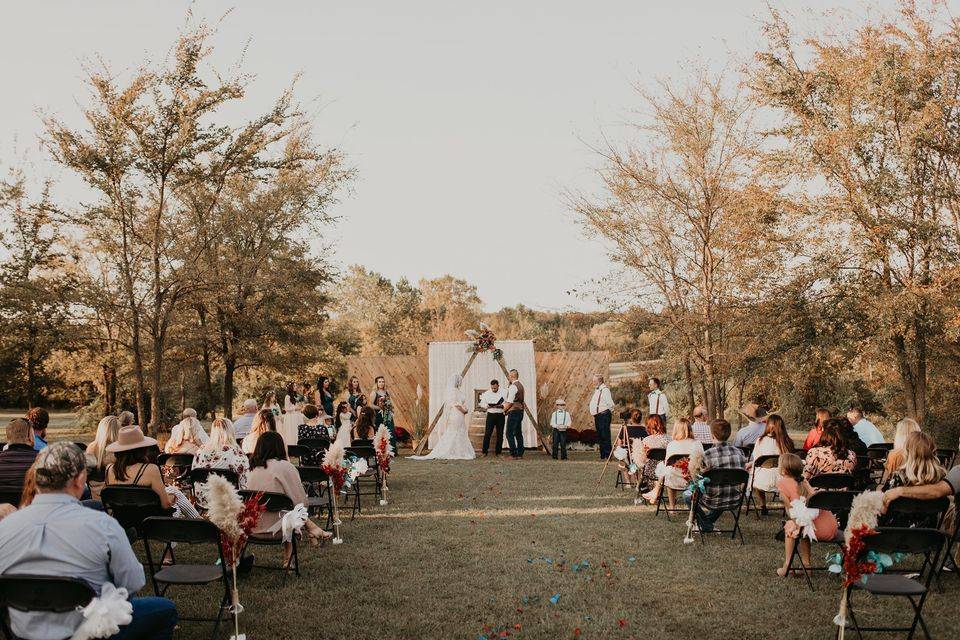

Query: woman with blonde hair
<box><xmin>882</xmin><ymin>418</ymin><xmax>921</xmax><ymax>483</ymax></box>
<box><xmin>241</xmin><ymin>409</ymin><xmax>278</xmax><ymax>455</ymax></box>
<box><xmin>85</xmin><ymin>415</ymin><xmax>120</xmax><ymax>499</ymax></box>
<box><xmin>883</xmin><ymin>432</ymin><xmax>945</xmax><ymax>490</ymax></box>
<box><xmin>192</xmin><ymin>417</ymin><xmax>249</xmax><ymax>506</ymax></box>
<box><xmin>642</xmin><ymin>417</ymin><xmax>703</xmax><ymax>507</ymax></box>
<box><xmin>776</xmin><ymin>452</ymin><xmax>838</xmax><ymax>577</ymax></box>
<box><xmin>165</xmin><ymin>408</ymin><xmax>209</xmax><ymax>454</ymax></box>
<box><xmin>749</xmin><ymin>414</ymin><xmax>795</xmax><ymax>514</ymax></box>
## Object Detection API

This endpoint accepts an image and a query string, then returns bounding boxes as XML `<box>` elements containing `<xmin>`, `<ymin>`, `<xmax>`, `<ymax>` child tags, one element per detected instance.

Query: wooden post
<box><xmin>494</xmin><ymin>357</ymin><xmax>552</xmax><ymax>455</ymax></box>
<box><xmin>412</xmin><ymin>351</ymin><xmax>479</xmax><ymax>456</ymax></box>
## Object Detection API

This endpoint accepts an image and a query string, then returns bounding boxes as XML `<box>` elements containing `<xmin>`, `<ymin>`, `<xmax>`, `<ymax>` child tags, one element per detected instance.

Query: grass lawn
<box><xmin>163</xmin><ymin>450</ymin><xmax>959</xmax><ymax>640</ymax></box>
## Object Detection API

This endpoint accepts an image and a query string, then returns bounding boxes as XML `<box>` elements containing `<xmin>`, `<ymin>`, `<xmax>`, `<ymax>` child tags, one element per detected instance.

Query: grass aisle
<box><xmin>177</xmin><ymin>451</ymin><xmax>959</xmax><ymax>639</ymax></box>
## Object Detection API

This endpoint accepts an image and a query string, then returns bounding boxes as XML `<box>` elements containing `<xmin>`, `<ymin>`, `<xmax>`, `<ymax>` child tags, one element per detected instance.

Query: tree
<box><xmin>419</xmin><ymin>275</ymin><xmax>482</xmax><ymax>341</ymax></box>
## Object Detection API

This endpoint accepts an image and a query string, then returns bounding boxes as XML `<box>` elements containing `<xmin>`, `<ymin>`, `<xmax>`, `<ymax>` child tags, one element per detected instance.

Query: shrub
<box><xmin>565</xmin><ymin>428</ymin><xmax>581</xmax><ymax>443</ymax></box>
<box><xmin>579</xmin><ymin>429</ymin><xmax>598</xmax><ymax>445</ymax></box>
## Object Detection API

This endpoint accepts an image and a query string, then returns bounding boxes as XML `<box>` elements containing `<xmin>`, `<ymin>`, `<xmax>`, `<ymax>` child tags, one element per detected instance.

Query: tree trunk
<box><xmin>149</xmin><ymin>338</ymin><xmax>163</xmax><ymax>437</ymax></box>
<box><xmin>683</xmin><ymin>354</ymin><xmax>696</xmax><ymax>414</ymax></box>
<box><xmin>222</xmin><ymin>356</ymin><xmax>236</xmax><ymax>420</ymax></box>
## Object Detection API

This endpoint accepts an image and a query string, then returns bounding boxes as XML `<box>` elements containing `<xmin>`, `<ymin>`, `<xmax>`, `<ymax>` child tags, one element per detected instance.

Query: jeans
<box><xmin>482</xmin><ymin>412</ymin><xmax>505</xmax><ymax>455</ymax></box>
<box><xmin>594</xmin><ymin>411</ymin><xmax>612</xmax><ymax>459</ymax></box>
<box><xmin>505</xmin><ymin>411</ymin><xmax>524</xmax><ymax>457</ymax></box>
<box><xmin>693</xmin><ymin>503</ymin><xmax>725</xmax><ymax>533</ymax></box>
<box><xmin>552</xmin><ymin>429</ymin><xmax>567</xmax><ymax>460</ymax></box>
<box><xmin>110</xmin><ymin>597</ymin><xmax>178</xmax><ymax>640</ymax></box>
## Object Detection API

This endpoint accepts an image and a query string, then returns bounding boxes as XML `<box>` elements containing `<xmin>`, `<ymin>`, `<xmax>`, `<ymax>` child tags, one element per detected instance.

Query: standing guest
<box><xmin>334</xmin><ymin>401</ymin><xmax>353</xmax><ymax>437</ymax></box>
<box><xmin>647</xmin><ymin>378</ymin><xmax>669</xmax><ymax>429</ymax></box>
<box><xmin>353</xmin><ymin>406</ymin><xmax>377</xmax><ymax>441</ymax></box>
<box><xmin>503</xmin><ymin>369</ymin><xmax>527</xmax><ymax>460</ymax></box>
<box><xmin>643</xmin><ymin>417</ymin><xmax>703</xmax><ymax>507</ymax></box>
<box><xmin>589</xmin><ymin>374</ymin><xmax>615</xmax><ymax>460</ymax></box>
<box><xmin>882</xmin><ymin>418</ymin><xmax>921</xmax><ymax>483</ymax></box>
<box><xmin>26</xmin><ymin>407</ymin><xmax>49</xmax><ymax>451</ymax></box>
<box><xmin>748</xmin><ymin>414</ymin><xmax>794</xmax><ymax>515</ymax></box>
<box><xmin>776</xmin><ymin>452</ymin><xmax>838</xmax><ymax>577</ymax></box>
<box><xmin>802</xmin><ymin>408</ymin><xmax>831</xmax><ymax>450</ymax></box>
<box><xmin>690</xmin><ymin>419</ymin><xmax>748</xmax><ymax>533</ymax></box>
<box><xmin>347</xmin><ymin>376</ymin><xmax>363</xmax><ymax>415</ymax></box>
<box><xmin>192</xmin><ymin>417</ymin><xmax>249</xmax><ymax>493</ymax></box>
<box><xmin>297</xmin><ymin>405</ymin><xmax>331</xmax><ymax>466</ymax></box>
<box><xmin>732</xmin><ymin>404</ymin><xmax>768</xmax><ymax>448</ymax></box>
<box><xmin>480</xmin><ymin>379</ymin><xmax>506</xmax><ymax>457</ymax></box>
<box><xmin>118</xmin><ymin>410</ymin><xmax>136</xmax><ymax>428</ymax></box>
<box><xmin>0</xmin><ymin>442</ymin><xmax>178</xmax><ymax>640</ymax></box>
<box><xmin>85</xmin><ymin>415</ymin><xmax>121</xmax><ymax>499</ymax></box>
<box><xmin>371</xmin><ymin>375</ymin><xmax>390</xmax><ymax>406</ymax></box>
<box><xmin>245</xmin><ymin>432</ymin><xmax>332</xmax><ymax>568</ymax></box>
<box><xmin>691</xmin><ymin>406</ymin><xmax>713</xmax><ymax>444</ymax></box>
<box><xmin>847</xmin><ymin>407</ymin><xmax>884</xmax><ymax>447</ymax></box>
<box><xmin>261</xmin><ymin>391</ymin><xmax>282</xmax><ymax>427</ymax></box>
<box><xmin>550</xmin><ymin>399</ymin><xmax>572</xmax><ymax>461</ymax></box>
<box><xmin>0</xmin><ymin>419</ymin><xmax>39</xmax><ymax>500</ymax></box>
<box><xmin>802</xmin><ymin>419</ymin><xmax>857</xmax><ymax>480</ymax></box>
<box><xmin>232</xmin><ymin>399</ymin><xmax>259</xmax><ymax>439</ymax></box>
<box><xmin>241</xmin><ymin>410</ymin><xmax>278</xmax><ymax>456</ymax></box>
<box><xmin>316</xmin><ymin>376</ymin><xmax>335</xmax><ymax>418</ymax></box>
<box><xmin>281</xmin><ymin>381</ymin><xmax>304</xmax><ymax>446</ymax></box>
<box><xmin>636</xmin><ymin>415</ymin><xmax>669</xmax><ymax>489</ymax></box>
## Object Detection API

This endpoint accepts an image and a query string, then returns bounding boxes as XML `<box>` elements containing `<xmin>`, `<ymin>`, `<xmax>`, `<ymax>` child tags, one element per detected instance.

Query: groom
<box><xmin>503</xmin><ymin>369</ymin><xmax>525</xmax><ymax>459</ymax></box>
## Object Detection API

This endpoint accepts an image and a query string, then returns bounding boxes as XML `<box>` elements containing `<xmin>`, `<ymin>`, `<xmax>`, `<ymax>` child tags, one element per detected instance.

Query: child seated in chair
<box><xmin>776</xmin><ymin>452</ymin><xmax>838</xmax><ymax>577</ymax></box>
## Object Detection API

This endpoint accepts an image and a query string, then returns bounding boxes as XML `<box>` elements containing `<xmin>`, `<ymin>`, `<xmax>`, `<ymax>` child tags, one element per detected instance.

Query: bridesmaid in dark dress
<box><xmin>347</xmin><ymin>376</ymin><xmax>362</xmax><ymax>416</ymax></box>
<box><xmin>316</xmin><ymin>376</ymin><xmax>335</xmax><ymax>418</ymax></box>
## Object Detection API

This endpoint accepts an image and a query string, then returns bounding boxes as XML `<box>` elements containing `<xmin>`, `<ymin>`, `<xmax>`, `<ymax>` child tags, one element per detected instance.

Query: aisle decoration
<box><xmin>204</xmin><ymin>475</ymin><xmax>265</xmax><ymax>640</ymax></box>
<box><xmin>682</xmin><ymin>474</ymin><xmax>710</xmax><ymax>544</ymax></box>
<box><xmin>465</xmin><ymin>322</ymin><xmax>502</xmax><ymax>361</ymax></box>
<box><xmin>265</xmin><ymin>503</ymin><xmax>309</xmax><ymax>543</ymax></box>
<box><xmin>826</xmin><ymin>490</ymin><xmax>904</xmax><ymax>638</ymax></box>
<box><xmin>374</xmin><ymin>425</ymin><xmax>394</xmax><ymax>505</ymax></box>
<box><xmin>321</xmin><ymin>442</ymin><xmax>348</xmax><ymax>544</ymax></box>
<box><xmin>789</xmin><ymin>498</ymin><xmax>820</xmax><ymax>543</ymax></box>
<box><xmin>70</xmin><ymin>583</ymin><xmax>133</xmax><ymax>640</ymax></box>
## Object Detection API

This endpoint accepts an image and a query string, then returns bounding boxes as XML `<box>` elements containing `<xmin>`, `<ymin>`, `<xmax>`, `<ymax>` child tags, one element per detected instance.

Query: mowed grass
<box><xmin>159</xmin><ymin>450</ymin><xmax>960</xmax><ymax>640</ymax></box>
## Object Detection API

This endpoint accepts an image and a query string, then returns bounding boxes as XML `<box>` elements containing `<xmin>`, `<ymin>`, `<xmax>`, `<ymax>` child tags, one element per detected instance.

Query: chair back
<box><xmin>936</xmin><ymin>448</ymin><xmax>957</xmax><ymax>468</ymax></box>
<box><xmin>805</xmin><ymin>490</ymin><xmax>855</xmax><ymax>515</ymax></box>
<box><xmin>352</xmin><ymin>438</ymin><xmax>373</xmax><ymax>447</ymax></box>
<box><xmin>297</xmin><ymin>466</ymin><xmax>329</xmax><ymax>483</ymax></box>
<box><xmin>703</xmin><ymin>467</ymin><xmax>749</xmax><ymax>487</ymax></box>
<box><xmin>866</xmin><ymin>447</ymin><xmax>888</xmax><ymax>461</ymax></box>
<box><xmin>0</xmin><ymin>575</ymin><xmax>94</xmax><ymax>613</ymax></box>
<box><xmin>287</xmin><ymin>445</ymin><xmax>310</xmax><ymax>461</ymax></box>
<box><xmin>100</xmin><ymin>485</ymin><xmax>172</xmax><ymax>531</ymax></box>
<box><xmin>625</xmin><ymin>426</ymin><xmax>647</xmax><ymax>439</ymax></box>
<box><xmin>808</xmin><ymin>473</ymin><xmax>855</xmax><ymax>490</ymax></box>
<box><xmin>141</xmin><ymin>516</ymin><xmax>220</xmax><ymax>544</ymax></box>
<box><xmin>866</xmin><ymin>527</ymin><xmax>945</xmax><ymax>585</ymax></box>
<box><xmin>867</xmin><ymin>442</ymin><xmax>894</xmax><ymax>452</ymax></box>
<box><xmin>701</xmin><ymin>442</ymin><xmax>714</xmax><ymax>451</ymax></box>
<box><xmin>0</xmin><ymin>491</ymin><xmax>21</xmax><ymax>508</ymax></box>
<box><xmin>738</xmin><ymin>444</ymin><xmax>754</xmax><ymax>458</ymax></box>
<box><xmin>645</xmin><ymin>447</ymin><xmax>666</xmax><ymax>462</ymax></box>
<box><xmin>298</xmin><ymin>438</ymin><xmax>330</xmax><ymax>452</ymax></box>
<box><xmin>189</xmin><ymin>467</ymin><xmax>240</xmax><ymax>489</ymax></box>
<box><xmin>754</xmin><ymin>454</ymin><xmax>780</xmax><ymax>469</ymax></box>
<box><xmin>157</xmin><ymin>453</ymin><xmax>194</xmax><ymax>468</ymax></box>
<box><xmin>346</xmin><ymin>445</ymin><xmax>376</xmax><ymax>462</ymax></box>
<box><xmin>72</xmin><ymin>442</ymin><xmax>88</xmax><ymax>452</ymax></box>
<box><xmin>239</xmin><ymin>490</ymin><xmax>293</xmax><ymax>513</ymax></box>
<box><xmin>665</xmin><ymin>453</ymin><xmax>689</xmax><ymax>467</ymax></box>
<box><xmin>883</xmin><ymin>496</ymin><xmax>950</xmax><ymax>528</ymax></box>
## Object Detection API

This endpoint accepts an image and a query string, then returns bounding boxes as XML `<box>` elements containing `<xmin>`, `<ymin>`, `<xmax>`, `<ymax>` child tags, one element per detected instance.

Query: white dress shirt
<box><xmin>590</xmin><ymin>384</ymin><xmax>615</xmax><ymax>415</ymax></box>
<box><xmin>648</xmin><ymin>389</ymin><xmax>669</xmax><ymax>416</ymax></box>
<box><xmin>480</xmin><ymin>389</ymin><xmax>506</xmax><ymax>414</ymax></box>
<box><xmin>550</xmin><ymin>409</ymin><xmax>572</xmax><ymax>430</ymax></box>
<box><xmin>506</xmin><ymin>383</ymin><xmax>519</xmax><ymax>404</ymax></box>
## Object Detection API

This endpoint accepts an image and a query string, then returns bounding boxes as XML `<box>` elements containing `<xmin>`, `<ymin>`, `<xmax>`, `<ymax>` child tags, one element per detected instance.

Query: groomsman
<box><xmin>647</xmin><ymin>378</ymin><xmax>669</xmax><ymax>428</ymax></box>
<box><xmin>589</xmin><ymin>374</ymin><xmax>615</xmax><ymax>459</ymax></box>
<box><xmin>479</xmin><ymin>379</ymin><xmax>506</xmax><ymax>456</ymax></box>
<box><xmin>503</xmin><ymin>369</ymin><xmax>526</xmax><ymax>459</ymax></box>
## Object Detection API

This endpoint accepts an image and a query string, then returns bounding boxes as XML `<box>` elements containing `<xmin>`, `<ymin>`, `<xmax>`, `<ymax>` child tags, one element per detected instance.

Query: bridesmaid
<box><xmin>281</xmin><ymin>381</ymin><xmax>304</xmax><ymax>445</ymax></box>
<box><xmin>372</xmin><ymin>375</ymin><xmax>390</xmax><ymax>406</ymax></box>
<box><xmin>261</xmin><ymin>390</ymin><xmax>283</xmax><ymax>433</ymax></box>
<box><xmin>316</xmin><ymin>376</ymin><xmax>335</xmax><ymax>418</ymax></box>
<box><xmin>347</xmin><ymin>376</ymin><xmax>362</xmax><ymax>416</ymax></box>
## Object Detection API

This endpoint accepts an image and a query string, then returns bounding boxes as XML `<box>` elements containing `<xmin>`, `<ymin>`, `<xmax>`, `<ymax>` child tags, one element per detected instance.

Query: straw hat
<box><xmin>738</xmin><ymin>403</ymin><xmax>769</xmax><ymax>421</ymax></box>
<box><xmin>106</xmin><ymin>426</ymin><xmax>158</xmax><ymax>453</ymax></box>
<box><xmin>555</xmin><ymin>399</ymin><xmax>566</xmax><ymax>406</ymax></box>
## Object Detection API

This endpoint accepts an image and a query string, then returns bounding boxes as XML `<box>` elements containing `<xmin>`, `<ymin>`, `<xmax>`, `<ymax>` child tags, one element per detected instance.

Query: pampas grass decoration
<box><xmin>844</xmin><ymin>490</ymin><xmax>884</xmax><ymax>544</ymax></box>
<box><xmin>630</xmin><ymin>437</ymin><xmax>644</xmax><ymax>465</ymax></box>
<box><xmin>204</xmin><ymin>474</ymin><xmax>242</xmax><ymax>540</ymax></box>
<box><xmin>373</xmin><ymin>425</ymin><xmax>390</xmax><ymax>453</ymax></box>
<box><xmin>323</xmin><ymin>441</ymin><xmax>345</xmax><ymax>469</ymax></box>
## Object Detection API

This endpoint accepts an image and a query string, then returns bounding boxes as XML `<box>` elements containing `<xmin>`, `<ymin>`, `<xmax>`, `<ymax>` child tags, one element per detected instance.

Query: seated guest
<box><xmin>105</xmin><ymin>427</ymin><xmax>198</xmax><ymax>518</ymax></box>
<box><xmin>118</xmin><ymin>410</ymin><xmax>136</xmax><ymax>427</ymax></box>
<box><xmin>642</xmin><ymin>417</ymin><xmax>703</xmax><ymax>507</ymax></box>
<box><xmin>748</xmin><ymin>414</ymin><xmax>794</xmax><ymax>515</ymax></box>
<box><xmin>241</xmin><ymin>409</ymin><xmax>278</xmax><ymax>455</ymax></box>
<box><xmin>802</xmin><ymin>408</ymin><xmax>831</xmax><ymax>450</ymax></box>
<box><xmin>803</xmin><ymin>419</ymin><xmax>856</xmax><ymax>480</ymax></box>
<box><xmin>86</xmin><ymin>415</ymin><xmax>120</xmax><ymax>481</ymax></box>
<box><xmin>882</xmin><ymin>461</ymin><xmax>960</xmax><ymax>510</ymax></box>
<box><xmin>297</xmin><ymin>404</ymin><xmax>331</xmax><ymax>466</ymax></box>
<box><xmin>232</xmin><ymin>399</ymin><xmax>259</xmax><ymax>439</ymax></box>
<box><xmin>352</xmin><ymin>406</ymin><xmax>377</xmax><ymax>441</ymax></box>
<box><xmin>624</xmin><ymin>409</ymin><xmax>648</xmax><ymax>440</ymax></box>
<box><xmin>0</xmin><ymin>419</ymin><xmax>39</xmax><ymax>500</ymax></box>
<box><xmin>837</xmin><ymin>416</ymin><xmax>867</xmax><ymax>456</ymax></box>
<box><xmin>192</xmin><ymin>417</ymin><xmax>249</xmax><ymax>496</ymax></box>
<box><xmin>26</xmin><ymin>407</ymin><xmax>49</xmax><ymax>451</ymax></box>
<box><xmin>847</xmin><ymin>407</ymin><xmax>884</xmax><ymax>447</ymax></box>
<box><xmin>165</xmin><ymin>408</ymin><xmax>208</xmax><ymax>453</ymax></box>
<box><xmin>882</xmin><ymin>418</ymin><xmax>921</xmax><ymax>484</ymax></box>
<box><xmin>245</xmin><ymin>432</ymin><xmax>332</xmax><ymax>567</ymax></box>
<box><xmin>636</xmin><ymin>414</ymin><xmax>669</xmax><ymax>488</ymax></box>
<box><xmin>776</xmin><ymin>452</ymin><xmax>838</xmax><ymax>577</ymax></box>
<box><xmin>691</xmin><ymin>406</ymin><xmax>713</xmax><ymax>444</ymax></box>
<box><xmin>882</xmin><ymin>432</ymin><xmax>944</xmax><ymax>491</ymax></box>
<box><xmin>690</xmin><ymin>419</ymin><xmax>747</xmax><ymax>533</ymax></box>
<box><xmin>0</xmin><ymin>442</ymin><xmax>178</xmax><ymax>640</ymax></box>
<box><xmin>731</xmin><ymin>404</ymin><xmax>767</xmax><ymax>448</ymax></box>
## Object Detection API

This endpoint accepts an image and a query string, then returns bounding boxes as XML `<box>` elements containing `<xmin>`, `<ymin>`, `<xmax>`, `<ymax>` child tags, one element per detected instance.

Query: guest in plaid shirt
<box><xmin>692</xmin><ymin>419</ymin><xmax>746</xmax><ymax>532</ymax></box>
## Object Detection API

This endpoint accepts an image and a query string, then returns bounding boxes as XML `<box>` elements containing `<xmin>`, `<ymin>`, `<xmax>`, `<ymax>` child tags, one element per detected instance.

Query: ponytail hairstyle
<box><xmin>778</xmin><ymin>452</ymin><xmax>810</xmax><ymax>498</ymax></box>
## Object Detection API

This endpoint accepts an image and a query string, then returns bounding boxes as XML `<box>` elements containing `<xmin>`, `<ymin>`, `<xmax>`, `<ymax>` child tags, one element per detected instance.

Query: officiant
<box><xmin>480</xmin><ymin>379</ymin><xmax>506</xmax><ymax>456</ymax></box>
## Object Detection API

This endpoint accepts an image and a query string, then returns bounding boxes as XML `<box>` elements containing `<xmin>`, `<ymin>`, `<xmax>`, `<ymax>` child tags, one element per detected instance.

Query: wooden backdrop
<box><xmin>345</xmin><ymin>350</ymin><xmax>609</xmax><ymax>433</ymax></box>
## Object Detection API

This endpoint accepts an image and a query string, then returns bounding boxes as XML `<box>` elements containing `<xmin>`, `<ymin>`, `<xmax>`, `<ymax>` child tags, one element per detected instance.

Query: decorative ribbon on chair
<box><xmin>265</xmin><ymin>503</ymin><xmax>309</xmax><ymax>543</ymax></box>
<box><xmin>789</xmin><ymin>498</ymin><xmax>820</xmax><ymax>543</ymax></box>
<box><xmin>70</xmin><ymin>583</ymin><xmax>133</xmax><ymax>640</ymax></box>
<box><xmin>613</xmin><ymin>446</ymin><xmax>628</xmax><ymax>461</ymax></box>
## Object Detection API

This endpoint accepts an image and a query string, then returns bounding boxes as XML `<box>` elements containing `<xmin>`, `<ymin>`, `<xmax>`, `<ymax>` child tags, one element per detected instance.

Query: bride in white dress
<box><xmin>411</xmin><ymin>373</ymin><xmax>475</xmax><ymax>460</ymax></box>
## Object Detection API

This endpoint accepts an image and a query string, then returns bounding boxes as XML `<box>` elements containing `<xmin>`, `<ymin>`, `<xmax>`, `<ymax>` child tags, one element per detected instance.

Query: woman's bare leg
<box><xmin>777</xmin><ymin>535</ymin><xmax>797</xmax><ymax>577</ymax></box>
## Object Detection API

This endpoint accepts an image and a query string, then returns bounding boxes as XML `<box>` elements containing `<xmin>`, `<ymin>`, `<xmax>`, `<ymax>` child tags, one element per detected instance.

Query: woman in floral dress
<box><xmin>192</xmin><ymin>417</ymin><xmax>249</xmax><ymax>507</ymax></box>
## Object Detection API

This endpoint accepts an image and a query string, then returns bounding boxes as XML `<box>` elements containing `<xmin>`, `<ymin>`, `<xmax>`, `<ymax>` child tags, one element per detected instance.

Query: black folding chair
<box><xmin>744</xmin><ymin>454</ymin><xmax>784</xmax><ymax>517</ymax></box>
<box><xmin>809</xmin><ymin>473</ymin><xmax>856</xmax><ymax>491</ymax></box>
<box><xmin>297</xmin><ymin>438</ymin><xmax>330</xmax><ymax>467</ymax></box>
<box><xmin>866</xmin><ymin>446</ymin><xmax>890</xmax><ymax>483</ymax></box>
<box><xmin>345</xmin><ymin>445</ymin><xmax>380</xmax><ymax>517</ymax></box>
<box><xmin>935</xmin><ymin>448</ymin><xmax>957</xmax><ymax>469</ymax></box>
<box><xmin>238</xmin><ymin>490</ymin><xmax>300</xmax><ymax>577</ymax></box>
<box><xmin>0</xmin><ymin>575</ymin><xmax>95</xmax><ymax>640</ymax></box>
<box><xmin>72</xmin><ymin>442</ymin><xmax>88</xmax><ymax>452</ymax></box>
<box><xmin>737</xmin><ymin>444</ymin><xmax>754</xmax><ymax>459</ymax></box>
<box><xmin>691</xmin><ymin>468</ymin><xmax>749</xmax><ymax>544</ymax></box>
<box><xmin>298</xmin><ymin>466</ymin><xmax>334</xmax><ymax>528</ymax></box>
<box><xmin>100</xmin><ymin>485</ymin><xmax>175</xmax><ymax>540</ymax></box>
<box><xmin>351</xmin><ymin>438</ymin><xmax>373</xmax><ymax>447</ymax></box>
<box><xmin>287</xmin><ymin>445</ymin><xmax>309</xmax><ymax>464</ymax></box>
<box><xmin>936</xmin><ymin>504</ymin><xmax>960</xmax><ymax>586</ymax></box>
<box><xmin>189</xmin><ymin>467</ymin><xmax>240</xmax><ymax>510</ymax></box>
<box><xmin>635</xmin><ymin>447</ymin><xmax>666</xmax><ymax>499</ymax></box>
<box><xmin>882</xmin><ymin>496</ymin><xmax>949</xmax><ymax>530</ymax></box>
<box><xmin>654</xmin><ymin>454</ymin><xmax>689</xmax><ymax>519</ymax></box>
<box><xmin>785</xmin><ymin>490</ymin><xmax>855</xmax><ymax>591</ymax></box>
<box><xmin>840</xmin><ymin>527</ymin><xmax>944</xmax><ymax>640</ymax></box>
<box><xmin>141</xmin><ymin>516</ymin><xmax>230</xmax><ymax>640</ymax></box>
<box><xmin>157</xmin><ymin>453</ymin><xmax>194</xmax><ymax>489</ymax></box>
<box><xmin>0</xmin><ymin>492</ymin><xmax>20</xmax><ymax>509</ymax></box>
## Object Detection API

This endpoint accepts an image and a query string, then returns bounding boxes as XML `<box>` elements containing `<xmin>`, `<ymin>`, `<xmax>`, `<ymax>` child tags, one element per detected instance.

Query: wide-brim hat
<box><xmin>739</xmin><ymin>403</ymin><xmax>773</xmax><ymax>421</ymax></box>
<box><xmin>106</xmin><ymin>426</ymin><xmax>158</xmax><ymax>453</ymax></box>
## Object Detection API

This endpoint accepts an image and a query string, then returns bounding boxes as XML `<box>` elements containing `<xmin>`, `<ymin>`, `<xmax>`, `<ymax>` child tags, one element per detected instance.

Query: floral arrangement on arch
<box><xmin>465</xmin><ymin>322</ymin><xmax>502</xmax><ymax>361</ymax></box>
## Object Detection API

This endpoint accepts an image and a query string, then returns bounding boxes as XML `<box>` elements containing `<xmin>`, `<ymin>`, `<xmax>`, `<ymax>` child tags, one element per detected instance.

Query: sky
<box><xmin>0</xmin><ymin>0</ymin><xmax>910</xmax><ymax>311</ymax></box>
